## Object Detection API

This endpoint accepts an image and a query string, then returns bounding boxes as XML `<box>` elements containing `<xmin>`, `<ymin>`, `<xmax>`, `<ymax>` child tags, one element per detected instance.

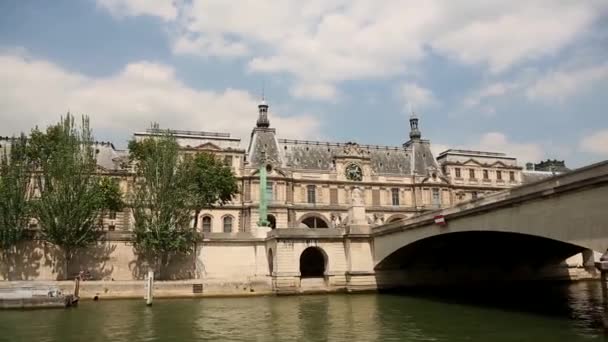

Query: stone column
<box><xmin>594</xmin><ymin>250</ymin><xmax>608</xmax><ymax>329</ymax></box>
<box><xmin>344</xmin><ymin>186</ymin><xmax>376</xmax><ymax>291</ymax></box>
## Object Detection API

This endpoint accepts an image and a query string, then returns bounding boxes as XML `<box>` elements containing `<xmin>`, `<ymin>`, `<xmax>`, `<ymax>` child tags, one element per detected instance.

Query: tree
<box><xmin>29</xmin><ymin>114</ymin><xmax>122</xmax><ymax>279</ymax></box>
<box><xmin>184</xmin><ymin>152</ymin><xmax>238</xmax><ymax>229</ymax></box>
<box><xmin>129</xmin><ymin>126</ymin><xmax>200</xmax><ymax>279</ymax></box>
<box><xmin>0</xmin><ymin>134</ymin><xmax>33</xmax><ymax>261</ymax></box>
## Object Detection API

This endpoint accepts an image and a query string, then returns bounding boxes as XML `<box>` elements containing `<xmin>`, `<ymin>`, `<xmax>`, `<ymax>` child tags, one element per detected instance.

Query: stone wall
<box><xmin>0</xmin><ymin>238</ymin><xmax>270</xmax><ymax>283</ymax></box>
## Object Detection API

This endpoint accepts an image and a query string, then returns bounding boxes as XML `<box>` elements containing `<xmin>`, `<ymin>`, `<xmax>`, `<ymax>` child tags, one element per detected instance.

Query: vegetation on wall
<box><xmin>28</xmin><ymin>114</ymin><xmax>123</xmax><ymax>279</ymax></box>
<box><xmin>128</xmin><ymin>125</ymin><xmax>199</xmax><ymax>279</ymax></box>
<box><xmin>183</xmin><ymin>152</ymin><xmax>239</xmax><ymax>229</ymax></box>
<box><xmin>0</xmin><ymin>134</ymin><xmax>33</xmax><ymax>257</ymax></box>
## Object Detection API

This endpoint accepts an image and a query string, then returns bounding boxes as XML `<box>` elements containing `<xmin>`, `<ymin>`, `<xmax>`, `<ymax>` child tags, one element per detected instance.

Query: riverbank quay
<box><xmin>0</xmin><ymin>275</ymin><xmax>600</xmax><ymax>302</ymax></box>
<box><xmin>0</xmin><ymin>279</ymin><xmax>276</xmax><ymax>300</ymax></box>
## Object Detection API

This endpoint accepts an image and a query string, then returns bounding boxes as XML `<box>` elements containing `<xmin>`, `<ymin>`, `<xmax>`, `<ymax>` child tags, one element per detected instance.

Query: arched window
<box><xmin>202</xmin><ymin>216</ymin><xmax>212</xmax><ymax>233</ymax></box>
<box><xmin>268</xmin><ymin>214</ymin><xmax>277</xmax><ymax>229</ymax></box>
<box><xmin>223</xmin><ymin>216</ymin><xmax>233</xmax><ymax>233</ymax></box>
<box><xmin>301</xmin><ymin>215</ymin><xmax>329</xmax><ymax>228</ymax></box>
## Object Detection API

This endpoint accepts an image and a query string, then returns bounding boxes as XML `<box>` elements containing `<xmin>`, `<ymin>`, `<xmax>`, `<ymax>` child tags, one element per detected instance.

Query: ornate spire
<box><xmin>409</xmin><ymin>104</ymin><xmax>421</xmax><ymax>140</ymax></box>
<box><xmin>256</xmin><ymin>97</ymin><xmax>270</xmax><ymax>128</ymax></box>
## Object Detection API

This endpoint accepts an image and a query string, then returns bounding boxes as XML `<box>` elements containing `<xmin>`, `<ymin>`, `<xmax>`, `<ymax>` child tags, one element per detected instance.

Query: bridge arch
<box><xmin>375</xmin><ymin>230</ymin><xmax>589</xmax><ymax>271</ymax></box>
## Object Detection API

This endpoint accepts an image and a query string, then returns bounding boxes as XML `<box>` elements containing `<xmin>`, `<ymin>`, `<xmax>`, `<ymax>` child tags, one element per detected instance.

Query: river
<box><xmin>0</xmin><ymin>281</ymin><xmax>606</xmax><ymax>341</ymax></box>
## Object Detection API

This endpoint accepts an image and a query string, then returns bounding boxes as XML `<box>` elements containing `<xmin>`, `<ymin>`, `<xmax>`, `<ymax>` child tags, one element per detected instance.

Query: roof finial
<box><xmin>408</xmin><ymin>100</ymin><xmax>421</xmax><ymax>140</ymax></box>
<box><xmin>257</xmin><ymin>84</ymin><xmax>270</xmax><ymax>128</ymax></box>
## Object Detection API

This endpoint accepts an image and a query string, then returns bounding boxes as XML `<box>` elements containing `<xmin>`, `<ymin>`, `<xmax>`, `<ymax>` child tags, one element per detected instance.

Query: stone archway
<box><xmin>300</xmin><ymin>214</ymin><xmax>329</xmax><ymax>228</ymax></box>
<box><xmin>299</xmin><ymin>247</ymin><xmax>326</xmax><ymax>277</ymax></box>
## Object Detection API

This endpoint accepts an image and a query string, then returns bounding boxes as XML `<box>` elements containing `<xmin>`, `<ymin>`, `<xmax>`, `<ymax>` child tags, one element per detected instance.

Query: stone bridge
<box><xmin>372</xmin><ymin>160</ymin><xmax>608</xmax><ymax>271</ymax></box>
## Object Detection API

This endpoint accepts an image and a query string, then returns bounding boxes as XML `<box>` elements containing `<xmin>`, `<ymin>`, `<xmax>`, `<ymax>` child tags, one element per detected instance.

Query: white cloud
<box><xmin>0</xmin><ymin>53</ymin><xmax>320</xmax><ymax>143</ymax></box>
<box><xmin>463</xmin><ymin>82</ymin><xmax>520</xmax><ymax>108</ymax></box>
<box><xmin>580</xmin><ymin>129</ymin><xmax>608</xmax><ymax>156</ymax></box>
<box><xmin>96</xmin><ymin>0</ymin><xmax>607</xmax><ymax>100</ymax></box>
<box><xmin>436</xmin><ymin>132</ymin><xmax>544</xmax><ymax>164</ymax></box>
<box><xmin>290</xmin><ymin>82</ymin><xmax>338</xmax><ymax>101</ymax></box>
<box><xmin>398</xmin><ymin>82</ymin><xmax>437</xmax><ymax>111</ymax></box>
<box><xmin>526</xmin><ymin>63</ymin><xmax>608</xmax><ymax>102</ymax></box>
<box><xmin>474</xmin><ymin>132</ymin><xmax>544</xmax><ymax>164</ymax></box>
<box><xmin>96</xmin><ymin>0</ymin><xmax>177</xmax><ymax>21</ymax></box>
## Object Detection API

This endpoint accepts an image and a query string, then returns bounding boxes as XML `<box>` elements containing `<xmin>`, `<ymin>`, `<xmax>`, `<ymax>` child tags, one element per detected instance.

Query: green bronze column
<box><xmin>257</xmin><ymin>162</ymin><xmax>270</xmax><ymax>227</ymax></box>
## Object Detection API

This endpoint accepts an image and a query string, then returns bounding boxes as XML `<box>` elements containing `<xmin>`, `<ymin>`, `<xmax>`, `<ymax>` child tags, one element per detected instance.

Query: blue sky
<box><xmin>1</xmin><ymin>0</ymin><xmax>607</xmax><ymax>167</ymax></box>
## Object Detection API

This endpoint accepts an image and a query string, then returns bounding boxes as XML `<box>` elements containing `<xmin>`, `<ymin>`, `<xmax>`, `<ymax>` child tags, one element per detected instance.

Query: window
<box><xmin>391</xmin><ymin>188</ymin><xmax>400</xmax><ymax>206</ymax></box>
<box><xmin>469</xmin><ymin>169</ymin><xmax>476</xmax><ymax>179</ymax></box>
<box><xmin>266</xmin><ymin>182</ymin><xmax>273</xmax><ymax>201</ymax></box>
<box><xmin>472</xmin><ymin>191</ymin><xmax>478</xmax><ymax>200</ymax></box>
<box><xmin>432</xmin><ymin>188</ymin><xmax>441</xmax><ymax>205</ymax></box>
<box><xmin>329</xmin><ymin>188</ymin><xmax>338</xmax><ymax>205</ymax></box>
<box><xmin>497</xmin><ymin>170</ymin><xmax>502</xmax><ymax>181</ymax></box>
<box><xmin>372</xmin><ymin>189</ymin><xmax>380</xmax><ymax>206</ymax></box>
<box><xmin>202</xmin><ymin>216</ymin><xmax>212</xmax><ymax>232</ymax></box>
<box><xmin>307</xmin><ymin>185</ymin><xmax>316</xmax><ymax>204</ymax></box>
<box><xmin>108</xmin><ymin>225</ymin><xmax>116</xmax><ymax>231</ymax></box>
<box><xmin>509</xmin><ymin>171</ymin><xmax>515</xmax><ymax>181</ymax></box>
<box><xmin>223</xmin><ymin>216</ymin><xmax>233</xmax><ymax>233</ymax></box>
<box><xmin>455</xmin><ymin>168</ymin><xmax>461</xmax><ymax>178</ymax></box>
<box><xmin>223</xmin><ymin>155</ymin><xmax>233</xmax><ymax>167</ymax></box>
<box><xmin>109</xmin><ymin>211</ymin><xmax>117</xmax><ymax>220</ymax></box>
<box><xmin>483</xmin><ymin>170</ymin><xmax>489</xmax><ymax>180</ymax></box>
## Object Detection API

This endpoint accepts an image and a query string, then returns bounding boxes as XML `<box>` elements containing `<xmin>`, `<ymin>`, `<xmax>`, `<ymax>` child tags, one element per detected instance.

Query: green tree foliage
<box><xmin>128</xmin><ymin>126</ymin><xmax>200</xmax><ymax>278</ymax></box>
<box><xmin>29</xmin><ymin>114</ymin><xmax>123</xmax><ymax>279</ymax></box>
<box><xmin>0</xmin><ymin>134</ymin><xmax>33</xmax><ymax>254</ymax></box>
<box><xmin>183</xmin><ymin>152</ymin><xmax>238</xmax><ymax>229</ymax></box>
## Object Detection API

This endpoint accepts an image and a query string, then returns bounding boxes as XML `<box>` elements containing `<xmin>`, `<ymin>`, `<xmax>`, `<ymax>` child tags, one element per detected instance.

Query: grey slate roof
<box><xmin>248</xmin><ymin>128</ymin><xmax>282</xmax><ymax>168</ymax></box>
<box><xmin>406</xmin><ymin>139</ymin><xmax>440</xmax><ymax>175</ymax></box>
<box><xmin>94</xmin><ymin>143</ymin><xmax>128</xmax><ymax>172</ymax></box>
<box><xmin>278</xmin><ymin>139</ymin><xmax>418</xmax><ymax>175</ymax></box>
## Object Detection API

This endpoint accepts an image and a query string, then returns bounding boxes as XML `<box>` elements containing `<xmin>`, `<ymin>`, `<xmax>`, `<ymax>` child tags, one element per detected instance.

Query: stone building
<box><xmin>0</xmin><ymin>101</ymin><xmax>538</xmax><ymax>292</ymax></box>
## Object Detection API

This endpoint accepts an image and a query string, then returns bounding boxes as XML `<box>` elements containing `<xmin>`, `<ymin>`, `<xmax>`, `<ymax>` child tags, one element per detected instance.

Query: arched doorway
<box><xmin>299</xmin><ymin>247</ymin><xmax>326</xmax><ymax>278</ymax></box>
<box><xmin>301</xmin><ymin>215</ymin><xmax>329</xmax><ymax>228</ymax></box>
<box><xmin>268</xmin><ymin>214</ymin><xmax>277</xmax><ymax>229</ymax></box>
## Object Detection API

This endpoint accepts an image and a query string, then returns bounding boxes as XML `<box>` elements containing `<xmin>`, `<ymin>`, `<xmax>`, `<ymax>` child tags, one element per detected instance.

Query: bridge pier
<box><xmin>595</xmin><ymin>250</ymin><xmax>608</xmax><ymax>330</ymax></box>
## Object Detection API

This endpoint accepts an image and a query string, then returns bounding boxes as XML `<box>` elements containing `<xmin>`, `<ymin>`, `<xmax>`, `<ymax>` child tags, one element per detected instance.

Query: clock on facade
<box><xmin>345</xmin><ymin>163</ymin><xmax>363</xmax><ymax>181</ymax></box>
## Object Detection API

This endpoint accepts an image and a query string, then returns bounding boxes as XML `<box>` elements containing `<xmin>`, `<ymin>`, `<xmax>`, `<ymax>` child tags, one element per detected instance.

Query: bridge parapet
<box><xmin>373</xmin><ymin>160</ymin><xmax>608</xmax><ymax>237</ymax></box>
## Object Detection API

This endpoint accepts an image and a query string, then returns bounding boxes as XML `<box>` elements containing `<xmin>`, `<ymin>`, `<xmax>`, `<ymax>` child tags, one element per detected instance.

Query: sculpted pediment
<box><xmin>194</xmin><ymin>142</ymin><xmax>222</xmax><ymax>151</ymax></box>
<box><xmin>335</xmin><ymin>142</ymin><xmax>370</xmax><ymax>159</ymax></box>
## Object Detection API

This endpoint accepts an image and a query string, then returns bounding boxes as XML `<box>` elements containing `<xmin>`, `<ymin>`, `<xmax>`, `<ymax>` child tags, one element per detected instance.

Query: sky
<box><xmin>1</xmin><ymin>0</ymin><xmax>607</xmax><ymax>167</ymax></box>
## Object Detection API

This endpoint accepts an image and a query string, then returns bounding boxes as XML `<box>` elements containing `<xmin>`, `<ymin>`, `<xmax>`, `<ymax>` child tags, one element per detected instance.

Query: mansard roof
<box><xmin>278</xmin><ymin>139</ymin><xmax>417</xmax><ymax>175</ymax></box>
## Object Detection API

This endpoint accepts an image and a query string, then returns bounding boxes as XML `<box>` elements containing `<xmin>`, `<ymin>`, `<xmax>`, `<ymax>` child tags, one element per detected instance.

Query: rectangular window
<box><xmin>391</xmin><ymin>188</ymin><xmax>400</xmax><ymax>206</ymax></box>
<box><xmin>509</xmin><ymin>171</ymin><xmax>515</xmax><ymax>181</ymax></box>
<box><xmin>109</xmin><ymin>211</ymin><xmax>117</xmax><ymax>220</ymax></box>
<box><xmin>432</xmin><ymin>188</ymin><xmax>441</xmax><ymax>205</ymax></box>
<box><xmin>329</xmin><ymin>188</ymin><xmax>338</xmax><ymax>205</ymax></box>
<box><xmin>223</xmin><ymin>155</ymin><xmax>233</xmax><ymax>167</ymax></box>
<box><xmin>483</xmin><ymin>169</ymin><xmax>489</xmax><ymax>179</ymax></box>
<box><xmin>286</xmin><ymin>183</ymin><xmax>293</xmax><ymax>202</ymax></box>
<box><xmin>372</xmin><ymin>189</ymin><xmax>380</xmax><ymax>206</ymax></box>
<box><xmin>469</xmin><ymin>169</ymin><xmax>476</xmax><ymax>179</ymax></box>
<box><xmin>202</xmin><ymin>217</ymin><xmax>212</xmax><ymax>232</ymax></box>
<box><xmin>472</xmin><ymin>191</ymin><xmax>478</xmax><ymax>200</ymax></box>
<box><xmin>108</xmin><ymin>225</ymin><xmax>116</xmax><ymax>231</ymax></box>
<box><xmin>497</xmin><ymin>170</ymin><xmax>502</xmax><ymax>180</ymax></box>
<box><xmin>307</xmin><ymin>185</ymin><xmax>316</xmax><ymax>204</ymax></box>
<box><xmin>266</xmin><ymin>182</ymin><xmax>273</xmax><ymax>201</ymax></box>
<box><xmin>455</xmin><ymin>168</ymin><xmax>461</xmax><ymax>178</ymax></box>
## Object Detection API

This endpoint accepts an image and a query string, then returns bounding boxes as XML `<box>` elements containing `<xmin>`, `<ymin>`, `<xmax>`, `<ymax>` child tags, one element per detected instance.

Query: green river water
<box><xmin>0</xmin><ymin>281</ymin><xmax>607</xmax><ymax>341</ymax></box>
